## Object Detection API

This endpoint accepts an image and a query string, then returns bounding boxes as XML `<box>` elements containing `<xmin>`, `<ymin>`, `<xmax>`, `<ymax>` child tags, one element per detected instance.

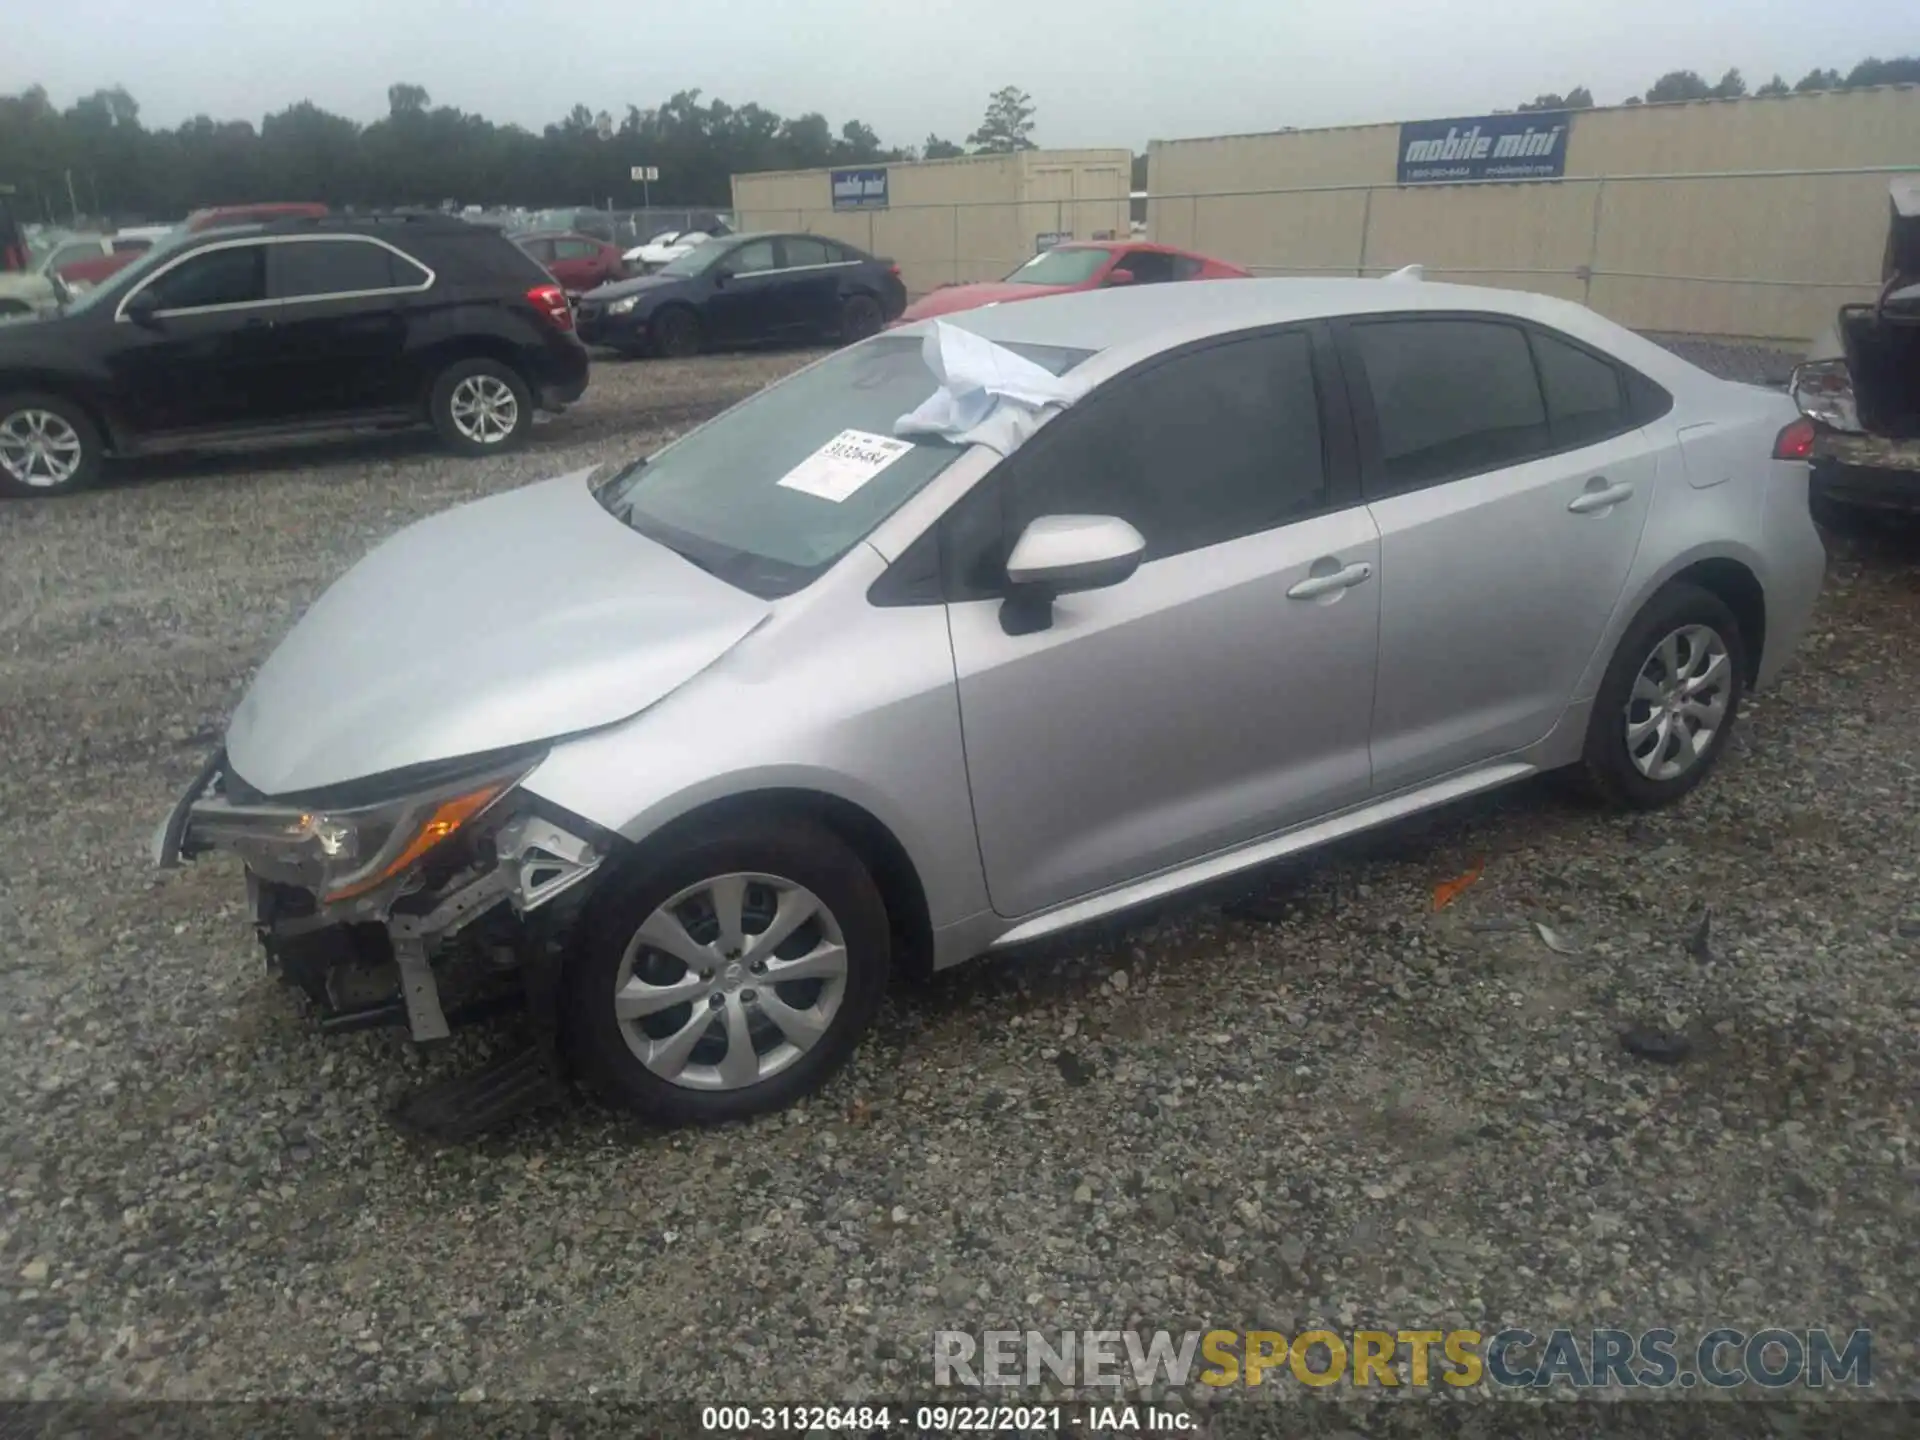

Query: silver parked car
<box><xmin>156</xmin><ymin>278</ymin><xmax>1826</xmax><ymax>1129</ymax></box>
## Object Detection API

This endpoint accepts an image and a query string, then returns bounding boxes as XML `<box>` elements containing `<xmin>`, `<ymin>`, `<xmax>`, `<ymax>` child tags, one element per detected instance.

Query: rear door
<box><xmin>264</xmin><ymin>237</ymin><xmax>426</xmax><ymax>420</ymax></box>
<box><xmin>1342</xmin><ymin>314</ymin><xmax>1658</xmax><ymax>792</ymax></box>
<box><xmin>946</xmin><ymin>326</ymin><xmax>1380</xmax><ymax>917</ymax></box>
<box><xmin>704</xmin><ymin>238</ymin><xmax>782</xmax><ymax>345</ymax></box>
<box><xmin>107</xmin><ymin>242</ymin><xmax>281</xmax><ymax>433</ymax></box>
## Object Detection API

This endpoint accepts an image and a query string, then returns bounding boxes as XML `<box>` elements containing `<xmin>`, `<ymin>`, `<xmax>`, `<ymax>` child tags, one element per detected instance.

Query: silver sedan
<box><xmin>157</xmin><ymin>277</ymin><xmax>1826</xmax><ymax>1128</ymax></box>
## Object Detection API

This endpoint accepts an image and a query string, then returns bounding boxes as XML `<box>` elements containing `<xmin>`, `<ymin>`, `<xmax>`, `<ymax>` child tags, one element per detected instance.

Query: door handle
<box><xmin>241</xmin><ymin>317</ymin><xmax>277</xmax><ymax>330</ymax></box>
<box><xmin>1287</xmin><ymin>561</ymin><xmax>1373</xmax><ymax>600</ymax></box>
<box><xmin>1568</xmin><ymin>480</ymin><xmax>1635</xmax><ymax>514</ymax></box>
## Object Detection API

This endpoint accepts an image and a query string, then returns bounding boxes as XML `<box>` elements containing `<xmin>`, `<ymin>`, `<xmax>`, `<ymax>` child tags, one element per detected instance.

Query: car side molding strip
<box><xmin>990</xmin><ymin>759</ymin><xmax>1537</xmax><ymax>948</ymax></box>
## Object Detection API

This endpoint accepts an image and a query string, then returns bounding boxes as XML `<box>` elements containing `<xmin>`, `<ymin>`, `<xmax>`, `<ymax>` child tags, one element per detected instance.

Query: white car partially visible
<box><xmin>622</xmin><ymin>230</ymin><xmax>712</xmax><ymax>272</ymax></box>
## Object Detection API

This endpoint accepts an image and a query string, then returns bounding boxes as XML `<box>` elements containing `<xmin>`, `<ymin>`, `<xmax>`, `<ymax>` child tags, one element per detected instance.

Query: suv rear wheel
<box><xmin>0</xmin><ymin>392</ymin><xmax>102</xmax><ymax>499</ymax></box>
<box><xmin>429</xmin><ymin>358</ymin><xmax>533</xmax><ymax>455</ymax></box>
<box><xmin>564</xmin><ymin>816</ymin><xmax>890</xmax><ymax>1125</ymax></box>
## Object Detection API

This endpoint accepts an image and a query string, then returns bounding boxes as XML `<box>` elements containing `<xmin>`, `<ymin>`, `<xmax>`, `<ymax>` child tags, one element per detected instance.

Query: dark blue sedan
<box><xmin>575</xmin><ymin>232</ymin><xmax>908</xmax><ymax>358</ymax></box>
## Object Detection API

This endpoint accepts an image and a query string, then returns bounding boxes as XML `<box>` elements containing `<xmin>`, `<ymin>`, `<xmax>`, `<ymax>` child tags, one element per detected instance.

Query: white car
<box><xmin>622</xmin><ymin>230</ymin><xmax>713</xmax><ymax>272</ymax></box>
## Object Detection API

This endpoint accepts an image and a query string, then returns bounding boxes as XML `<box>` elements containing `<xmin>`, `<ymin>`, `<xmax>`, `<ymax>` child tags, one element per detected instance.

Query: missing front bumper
<box><xmin>157</xmin><ymin>752</ymin><xmax>607</xmax><ymax>1042</ymax></box>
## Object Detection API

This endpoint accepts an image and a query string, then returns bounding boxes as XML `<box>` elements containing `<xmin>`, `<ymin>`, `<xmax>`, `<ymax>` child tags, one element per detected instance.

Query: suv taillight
<box><xmin>1773</xmin><ymin>417</ymin><xmax>1817</xmax><ymax>462</ymax></box>
<box><xmin>527</xmin><ymin>283</ymin><xmax>574</xmax><ymax>332</ymax></box>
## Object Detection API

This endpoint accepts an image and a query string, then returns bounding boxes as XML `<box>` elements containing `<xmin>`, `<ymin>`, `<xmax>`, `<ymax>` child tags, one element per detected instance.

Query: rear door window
<box><xmin>1348</xmin><ymin>318</ymin><xmax>1550</xmax><ymax>493</ymax></box>
<box><xmin>270</xmin><ymin>239</ymin><xmax>414</xmax><ymax>299</ymax></box>
<box><xmin>781</xmin><ymin>237</ymin><xmax>834</xmax><ymax>269</ymax></box>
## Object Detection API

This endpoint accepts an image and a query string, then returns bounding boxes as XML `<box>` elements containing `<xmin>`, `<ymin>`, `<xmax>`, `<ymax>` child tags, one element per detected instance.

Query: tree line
<box><xmin>3</xmin><ymin>55</ymin><xmax>1912</xmax><ymax>228</ymax></box>
<box><xmin>0</xmin><ymin>82</ymin><xmax>1041</xmax><ymax>226</ymax></box>
<box><xmin>1518</xmin><ymin>54</ymin><xmax>1919</xmax><ymax>111</ymax></box>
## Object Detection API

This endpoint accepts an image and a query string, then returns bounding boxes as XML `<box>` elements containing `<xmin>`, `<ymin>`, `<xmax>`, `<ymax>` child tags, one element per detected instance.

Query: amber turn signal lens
<box><xmin>324</xmin><ymin>780</ymin><xmax>509</xmax><ymax>901</ymax></box>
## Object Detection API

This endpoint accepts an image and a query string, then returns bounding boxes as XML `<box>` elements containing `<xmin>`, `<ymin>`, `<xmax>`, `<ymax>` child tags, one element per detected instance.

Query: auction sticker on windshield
<box><xmin>775</xmin><ymin>429</ymin><xmax>915</xmax><ymax>503</ymax></box>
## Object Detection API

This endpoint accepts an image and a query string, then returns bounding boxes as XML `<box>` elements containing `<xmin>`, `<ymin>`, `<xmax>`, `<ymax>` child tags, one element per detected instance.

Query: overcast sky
<box><xmin>5</xmin><ymin>0</ymin><xmax>1913</xmax><ymax>149</ymax></box>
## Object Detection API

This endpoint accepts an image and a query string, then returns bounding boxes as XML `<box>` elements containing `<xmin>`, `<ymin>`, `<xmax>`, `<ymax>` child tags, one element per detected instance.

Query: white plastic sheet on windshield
<box><xmin>894</xmin><ymin>320</ymin><xmax>1091</xmax><ymax>456</ymax></box>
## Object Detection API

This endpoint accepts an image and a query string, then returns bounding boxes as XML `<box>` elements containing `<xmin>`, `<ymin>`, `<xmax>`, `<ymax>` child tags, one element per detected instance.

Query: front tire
<box><xmin>564</xmin><ymin>816</ymin><xmax>890</xmax><ymax>1125</ymax></box>
<box><xmin>650</xmin><ymin>306</ymin><xmax>702</xmax><ymax>359</ymax></box>
<box><xmin>1578</xmin><ymin>582</ymin><xmax>1746</xmax><ymax>809</ymax></box>
<box><xmin>429</xmin><ymin>358</ymin><xmax>533</xmax><ymax>456</ymax></box>
<box><xmin>0</xmin><ymin>392</ymin><xmax>102</xmax><ymax>499</ymax></box>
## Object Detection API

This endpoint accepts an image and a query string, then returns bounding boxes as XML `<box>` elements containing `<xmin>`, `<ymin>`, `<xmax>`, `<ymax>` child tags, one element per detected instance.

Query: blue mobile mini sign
<box><xmin>830</xmin><ymin>168</ymin><xmax>890</xmax><ymax>211</ymax></box>
<box><xmin>1397</xmin><ymin>111</ymin><xmax>1572</xmax><ymax>184</ymax></box>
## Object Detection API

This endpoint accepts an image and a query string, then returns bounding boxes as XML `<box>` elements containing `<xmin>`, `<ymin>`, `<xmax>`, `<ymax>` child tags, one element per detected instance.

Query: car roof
<box><xmin>916</xmin><ymin>276</ymin><xmax>1706</xmax><ymax>390</ymax></box>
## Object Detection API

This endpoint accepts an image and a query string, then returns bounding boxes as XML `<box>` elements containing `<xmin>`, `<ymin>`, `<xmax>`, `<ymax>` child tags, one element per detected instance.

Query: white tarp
<box><xmin>894</xmin><ymin>320</ymin><xmax>1090</xmax><ymax>456</ymax></box>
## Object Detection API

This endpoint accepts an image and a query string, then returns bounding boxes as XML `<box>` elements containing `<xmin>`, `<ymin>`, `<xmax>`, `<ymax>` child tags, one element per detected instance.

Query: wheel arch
<box><xmin>1581</xmin><ymin>542</ymin><xmax>1770</xmax><ymax>702</ymax></box>
<box><xmin>1668</xmin><ymin>555</ymin><xmax>1766</xmax><ymax>686</ymax></box>
<box><xmin>600</xmin><ymin>787</ymin><xmax>936</xmax><ymax>982</ymax></box>
<box><xmin>0</xmin><ymin>376</ymin><xmax>126</xmax><ymax>455</ymax></box>
<box><xmin>416</xmin><ymin>338</ymin><xmax>537</xmax><ymax>408</ymax></box>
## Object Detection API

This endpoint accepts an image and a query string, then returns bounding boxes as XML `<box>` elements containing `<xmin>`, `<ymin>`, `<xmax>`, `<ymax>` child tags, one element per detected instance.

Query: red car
<box><xmin>185</xmin><ymin>202</ymin><xmax>329</xmax><ymax>232</ymax></box>
<box><xmin>49</xmin><ymin>233</ymin><xmax>155</xmax><ymax>288</ymax></box>
<box><xmin>894</xmin><ymin>241</ymin><xmax>1251</xmax><ymax>324</ymax></box>
<box><xmin>513</xmin><ymin>231</ymin><xmax>628</xmax><ymax>296</ymax></box>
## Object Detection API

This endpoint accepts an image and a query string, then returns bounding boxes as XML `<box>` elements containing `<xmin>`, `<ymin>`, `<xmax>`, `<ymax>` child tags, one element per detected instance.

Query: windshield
<box><xmin>60</xmin><ymin>230</ymin><xmax>200</xmax><ymax>315</ymax></box>
<box><xmin>595</xmin><ymin>334</ymin><xmax>1094</xmax><ymax>598</ymax></box>
<box><xmin>657</xmin><ymin>239</ymin><xmax>727</xmax><ymax>278</ymax></box>
<box><xmin>1004</xmin><ymin>247</ymin><xmax>1111</xmax><ymax>286</ymax></box>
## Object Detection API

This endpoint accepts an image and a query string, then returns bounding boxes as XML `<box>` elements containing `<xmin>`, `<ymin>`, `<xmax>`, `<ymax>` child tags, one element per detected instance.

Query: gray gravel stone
<box><xmin>0</xmin><ymin>339</ymin><xmax>1914</xmax><ymax>1413</ymax></box>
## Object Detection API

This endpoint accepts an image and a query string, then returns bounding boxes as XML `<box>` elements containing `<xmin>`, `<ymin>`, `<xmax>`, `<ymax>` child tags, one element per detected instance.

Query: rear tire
<box><xmin>428</xmin><ymin>358</ymin><xmax>533</xmax><ymax>456</ymax></box>
<box><xmin>0</xmin><ymin>391</ymin><xmax>102</xmax><ymax>499</ymax></box>
<box><xmin>564</xmin><ymin>815</ymin><xmax>890</xmax><ymax>1126</ymax></box>
<box><xmin>839</xmin><ymin>293</ymin><xmax>884</xmax><ymax>344</ymax></box>
<box><xmin>651</xmin><ymin>306</ymin><xmax>702</xmax><ymax>359</ymax></box>
<box><xmin>1576</xmin><ymin>582</ymin><xmax>1745</xmax><ymax>810</ymax></box>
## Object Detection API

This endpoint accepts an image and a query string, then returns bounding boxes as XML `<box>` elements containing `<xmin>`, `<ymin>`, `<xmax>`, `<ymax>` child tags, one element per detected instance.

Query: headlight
<box><xmin>187</xmin><ymin>757</ymin><xmax>536</xmax><ymax>903</ymax></box>
<box><xmin>1789</xmin><ymin>359</ymin><xmax>1862</xmax><ymax>434</ymax></box>
<box><xmin>608</xmin><ymin>296</ymin><xmax>638</xmax><ymax>315</ymax></box>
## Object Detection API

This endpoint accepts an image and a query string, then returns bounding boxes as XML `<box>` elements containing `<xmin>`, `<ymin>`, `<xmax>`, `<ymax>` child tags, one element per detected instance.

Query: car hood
<box><xmin>224</xmin><ymin>469</ymin><xmax>771</xmax><ymax>796</ymax></box>
<box><xmin>586</xmin><ymin>273</ymin><xmax>690</xmax><ymax>305</ymax></box>
<box><xmin>898</xmin><ymin>281</ymin><xmax>1077</xmax><ymax>321</ymax></box>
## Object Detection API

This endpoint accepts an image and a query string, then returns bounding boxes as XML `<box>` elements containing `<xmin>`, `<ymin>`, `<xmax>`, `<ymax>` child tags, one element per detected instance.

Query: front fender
<box><xmin>516</xmin><ymin>568</ymin><xmax>991</xmax><ymax>931</ymax></box>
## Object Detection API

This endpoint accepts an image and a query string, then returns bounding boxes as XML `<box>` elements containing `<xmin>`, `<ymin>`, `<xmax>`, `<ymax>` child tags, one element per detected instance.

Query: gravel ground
<box><xmin>2</xmin><ymin>338</ymin><xmax>1917</xmax><ymax>1422</ymax></box>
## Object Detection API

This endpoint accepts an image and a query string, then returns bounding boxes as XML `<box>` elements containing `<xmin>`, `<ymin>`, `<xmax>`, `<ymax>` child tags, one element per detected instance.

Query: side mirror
<box><xmin>1000</xmin><ymin>514</ymin><xmax>1146</xmax><ymax>635</ymax></box>
<box><xmin>124</xmin><ymin>288</ymin><xmax>162</xmax><ymax>327</ymax></box>
<box><xmin>711</xmin><ymin>268</ymin><xmax>732</xmax><ymax>288</ymax></box>
<box><xmin>1103</xmin><ymin>267</ymin><xmax>1137</xmax><ymax>287</ymax></box>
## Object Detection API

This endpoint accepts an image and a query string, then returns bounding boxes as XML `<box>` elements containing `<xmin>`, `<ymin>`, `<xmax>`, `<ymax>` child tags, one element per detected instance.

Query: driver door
<box><xmin>107</xmin><ymin>242</ymin><xmax>281</xmax><ymax>434</ymax></box>
<box><xmin>704</xmin><ymin>238</ymin><xmax>781</xmax><ymax>345</ymax></box>
<box><xmin>944</xmin><ymin>326</ymin><xmax>1380</xmax><ymax>919</ymax></box>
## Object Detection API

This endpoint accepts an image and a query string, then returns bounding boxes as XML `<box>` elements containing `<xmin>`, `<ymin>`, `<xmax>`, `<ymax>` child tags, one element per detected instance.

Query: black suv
<box><xmin>0</xmin><ymin>213</ymin><xmax>590</xmax><ymax>498</ymax></box>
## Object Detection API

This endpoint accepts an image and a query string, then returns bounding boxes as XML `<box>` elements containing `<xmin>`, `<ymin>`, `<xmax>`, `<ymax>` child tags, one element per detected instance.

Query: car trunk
<box><xmin>1838</xmin><ymin>178</ymin><xmax>1920</xmax><ymax>437</ymax></box>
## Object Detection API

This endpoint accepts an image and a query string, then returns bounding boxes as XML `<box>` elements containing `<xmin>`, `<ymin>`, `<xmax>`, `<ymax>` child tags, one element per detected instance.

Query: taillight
<box><xmin>888</xmin><ymin>263</ymin><xmax>902</xmax><ymax>278</ymax></box>
<box><xmin>526</xmin><ymin>283</ymin><xmax>574</xmax><ymax>332</ymax></box>
<box><xmin>1773</xmin><ymin>417</ymin><xmax>1817</xmax><ymax>462</ymax></box>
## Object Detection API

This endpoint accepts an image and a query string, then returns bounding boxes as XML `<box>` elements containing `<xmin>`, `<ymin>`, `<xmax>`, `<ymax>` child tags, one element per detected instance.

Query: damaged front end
<box><xmin>153</xmin><ymin>745</ymin><xmax>607</xmax><ymax>1044</ymax></box>
<box><xmin>1790</xmin><ymin>176</ymin><xmax>1920</xmax><ymax>507</ymax></box>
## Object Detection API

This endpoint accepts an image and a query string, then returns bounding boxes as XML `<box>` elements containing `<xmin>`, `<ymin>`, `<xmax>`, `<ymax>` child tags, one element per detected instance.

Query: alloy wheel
<box><xmin>613</xmin><ymin>872</ymin><xmax>849</xmax><ymax>1091</ymax></box>
<box><xmin>1624</xmin><ymin>623</ymin><xmax>1731</xmax><ymax>782</ymax></box>
<box><xmin>0</xmin><ymin>409</ymin><xmax>85</xmax><ymax>489</ymax></box>
<box><xmin>447</xmin><ymin>375</ymin><xmax>520</xmax><ymax>445</ymax></box>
